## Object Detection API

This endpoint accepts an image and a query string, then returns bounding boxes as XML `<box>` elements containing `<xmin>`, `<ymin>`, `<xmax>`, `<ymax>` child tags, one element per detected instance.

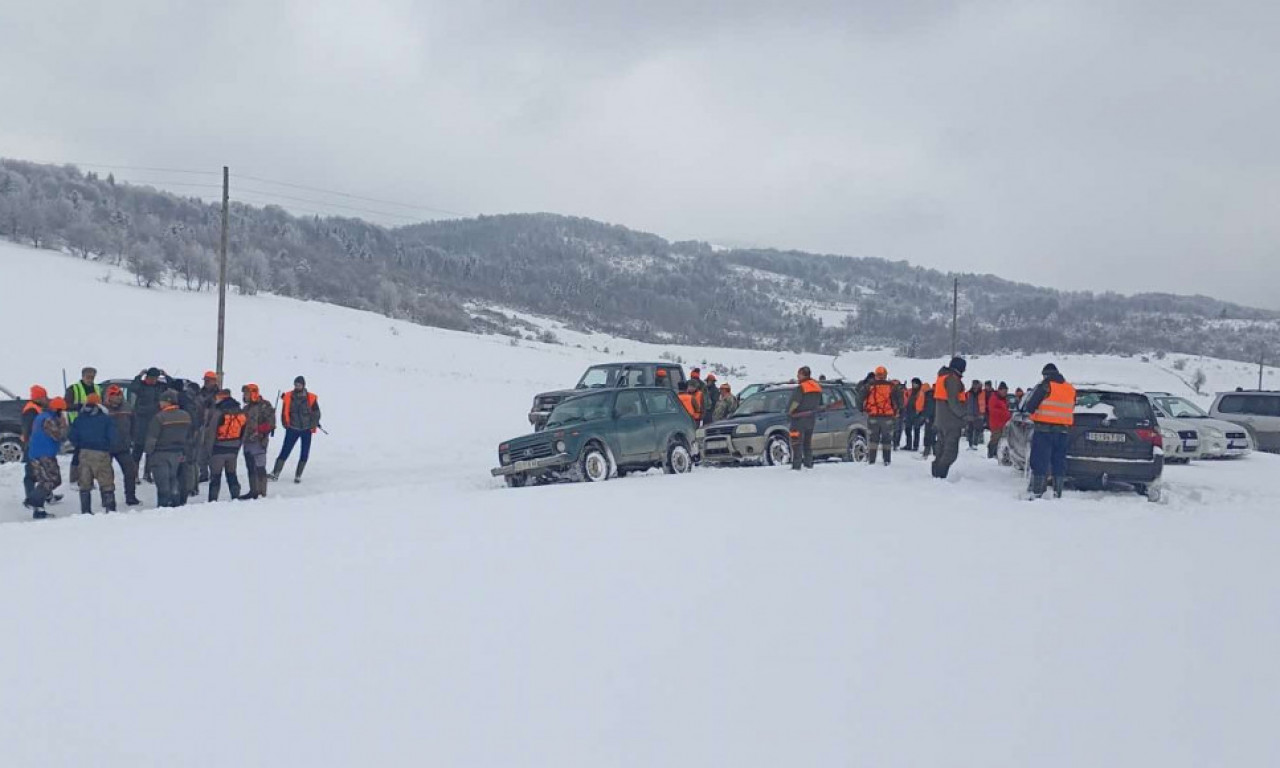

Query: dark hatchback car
<box><xmin>1002</xmin><ymin>385</ymin><xmax>1164</xmax><ymax>501</ymax></box>
<box><xmin>495</xmin><ymin>387</ymin><xmax>697</xmax><ymax>487</ymax></box>
<box><xmin>527</xmin><ymin>362</ymin><xmax>686</xmax><ymax>430</ymax></box>
<box><xmin>699</xmin><ymin>382</ymin><xmax>869</xmax><ymax>466</ymax></box>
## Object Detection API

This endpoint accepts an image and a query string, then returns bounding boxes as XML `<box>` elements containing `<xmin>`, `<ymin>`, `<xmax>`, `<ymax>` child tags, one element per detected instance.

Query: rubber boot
<box><xmin>80</xmin><ymin>490</ymin><xmax>94</xmax><ymax>515</ymax></box>
<box><xmin>868</xmin><ymin>447</ymin><xmax>878</xmax><ymax>465</ymax></box>
<box><xmin>294</xmin><ymin>460</ymin><xmax>307</xmax><ymax>484</ymax></box>
<box><xmin>125</xmin><ymin>472</ymin><xmax>141</xmax><ymax>505</ymax></box>
<box><xmin>227</xmin><ymin>474</ymin><xmax>242</xmax><ymax>500</ymax></box>
<box><xmin>1053</xmin><ymin>476</ymin><xmax>1065</xmax><ymax>499</ymax></box>
<box><xmin>257</xmin><ymin>467</ymin><xmax>269</xmax><ymax>498</ymax></box>
<box><xmin>208</xmin><ymin>477</ymin><xmax>221</xmax><ymax>503</ymax></box>
<box><xmin>102</xmin><ymin>490</ymin><xmax>117</xmax><ymax>513</ymax></box>
<box><xmin>270</xmin><ymin>458</ymin><xmax>285</xmax><ymax>482</ymax></box>
<box><xmin>883</xmin><ymin>448</ymin><xmax>891</xmax><ymax>466</ymax></box>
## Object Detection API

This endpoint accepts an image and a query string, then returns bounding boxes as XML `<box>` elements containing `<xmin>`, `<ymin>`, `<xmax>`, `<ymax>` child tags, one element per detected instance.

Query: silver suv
<box><xmin>1147</xmin><ymin>392</ymin><xmax>1252</xmax><ymax>459</ymax></box>
<box><xmin>1208</xmin><ymin>391</ymin><xmax>1280</xmax><ymax>453</ymax></box>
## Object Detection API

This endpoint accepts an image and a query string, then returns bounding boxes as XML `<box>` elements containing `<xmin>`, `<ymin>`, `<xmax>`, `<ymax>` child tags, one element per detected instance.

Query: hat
<box><xmin>949</xmin><ymin>356</ymin><xmax>967</xmax><ymax>375</ymax></box>
<box><xmin>875</xmin><ymin>366</ymin><xmax>887</xmax><ymax>378</ymax></box>
<box><xmin>294</xmin><ymin>376</ymin><xmax>306</xmax><ymax>386</ymax></box>
<box><xmin>911</xmin><ymin>377</ymin><xmax>922</xmax><ymax>386</ymax></box>
<box><xmin>160</xmin><ymin>391</ymin><xmax>178</xmax><ymax>403</ymax></box>
<box><xmin>85</xmin><ymin>393</ymin><xmax>101</xmax><ymax>407</ymax></box>
<box><xmin>82</xmin><ymin>366</ymin><xmax>97</xmax><ymax>377</ymax></box>
<box><xmin>146</xmin><ymin>367</ymin><xmax>162</xmax><ymax>378</ymax></box>
<box><xmin>49</xmin><ymin>397</ymin><xmax>67</xmax><ymax>411</ymax></box>
<box><xmin>998</xmin><ymin>381</ymin><xmax>1008</xmax><ymax>391</ymax></box>
<box><xmin>1042</xmin><ymin>363</ymin><xmax>1060</xmax><ymax>377</ymax></box>
<box><xmin>30</xmin><ymin>385</ymin><xmax>48</xmax><ymax>401</ymax></box>
<box><xmin>203</xmin><ymin>370</ymin><xmax>218</xmax><ymax>381</ymax></box>
<box><xmin>655</xmin><ymin>369</ymin><xmax>668</xmax><ymax>377</ymax></box>
<box><xmin>105</xmin><ymin>384</ymin><xmax>124</xmax><ymax>397</ymax></box>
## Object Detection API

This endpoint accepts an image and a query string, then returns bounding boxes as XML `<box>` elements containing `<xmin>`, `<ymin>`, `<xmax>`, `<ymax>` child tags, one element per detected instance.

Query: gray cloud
<box><xmin>3</xmin><ymin>0</ymin><xmax>1277</xmax><ymax>307</ymax></box>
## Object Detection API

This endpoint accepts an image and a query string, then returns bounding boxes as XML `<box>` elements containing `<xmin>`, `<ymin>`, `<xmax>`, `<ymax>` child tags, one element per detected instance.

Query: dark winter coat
<box><xmin>933</xmin><ymin>367</ymin><xmax>968</xmax><ymax>433</ymax></box>
<box><xmin>242</xmin><ymin>399</ymin><xmax>276</xmax><ymax>448</ymax></box>
<box><xmin>282</xmin><ymin>389</ymin><xmax>321</xmax><ymax>432</ymax></box>
<box><xmin>788</xmin><ymin>380</ymin><xmax>824</xmax><ymax>424</ymax></box>
<box><xmin>1022</xmin><ymin>372</ymin><xmax>1070</xmax><ymax>433</ymax></box>
<box><xmin>104</xmin><ymin>402</ymin><xmax>134</xmax><ymax>454</ymax></box>
<box><xmin>145</xmin><ymin>405</ymin><xmax>193</xmax><ymax>454</ymax></box>
<box><xmin>129</xmin><ymin>375</ymin><xmax>179</xmax><ymax>442</ymax></box>
<box><xmin>69</xmin><ymin>406</ymin><xmax>119</xmax><ymax>452</ymax></box>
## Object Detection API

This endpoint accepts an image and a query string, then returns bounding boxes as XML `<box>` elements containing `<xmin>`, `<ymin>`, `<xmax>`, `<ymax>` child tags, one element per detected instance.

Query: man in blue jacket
<box><xmin>27</xmin><ymin>398</ymin><xmax>69</xmax><ymax>519</ymax></box>
<box><xmin>69</xmin><ymin>393</ymin><xmax>119</xmax><ymax>514</ymax></box>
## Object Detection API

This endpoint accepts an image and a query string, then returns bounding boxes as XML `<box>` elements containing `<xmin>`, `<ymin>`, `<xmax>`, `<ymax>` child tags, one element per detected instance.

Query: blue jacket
<box><xmin>28</xmin><ymin>411</ymin><xmax>65</xmax><ymax>460</ymax></box>
<box><xmin>69</xmin><ymin>406</ymin><xmax>119</xmax><ymax>452</ymax></box>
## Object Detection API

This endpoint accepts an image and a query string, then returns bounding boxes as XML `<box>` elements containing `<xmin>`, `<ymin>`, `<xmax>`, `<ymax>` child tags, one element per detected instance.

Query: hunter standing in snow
<box><xmin>69</xmin><ymin>393</ymin><xmax>119</xmax><ymax>514</ymax></box>
<box><xmin>932</xmin><ymin>357</ymin><xmax>968</xmax><ymax>479</ymax></box>
<box><xmin>26</xmin><ymin>397</ymin><xmax>68</xmax><ymax>519</ymax></box>
<box><xmin>240</xmin><ymin>383</ymin><xmax>276</xmax><ymax>500</ymax></box>
<box><xmin>862</xmin><ymin>366</ymin><xmax>903</xmax><ymax>466</ymax></box>
<box><xmin>205</xmin><ymin>389</ymin><xmax>247</xmax><ymax>501</ymax></box>
<box><xmin>1022</xmin><ymin>364</ymin><xmax>1076</xmax><ymax>498</ymax></box>
<box><xmin>145</xmin><ymin>390</ymin><xmax>193</xmax><ymax>508</ymax></box>
<box><xmin>788</xmin><ymin>367</ymin><xmax>823</xmax><ymax>470</ymax></box>
<box><xmin>272</xmin><ymin>376</ymin><xmax>321</xmax><ymax>483</ymax></box>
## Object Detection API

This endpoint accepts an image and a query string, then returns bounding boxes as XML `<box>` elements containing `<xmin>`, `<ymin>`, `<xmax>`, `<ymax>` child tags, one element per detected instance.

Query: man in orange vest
<box><xmin>1022</xmin><ymin>363</ymin><xmax>1076</xmax><ymax>498</ymax></box>
<box><xmin>901</xmin><ymin>377</ymin><xmax>924</xmax><ymax>451</ymax></box>
<box><xmin>788</xmin><ymin>367</ymin><xmax>824</xmax><ymax>470</ymax></box>
<box><xmin>677</xmin><ymin>381</ymin><xmax>702</xmax><ymax>423</ymax></box>
<box><xmin>932</xmin><ymin>357</ymin><xmax>968</xmax><ymax>479</ymax></box>
<box><xmin>861</xmin><ymin>367</ymin><xmax>903</xmax><ymax>465</ymax></box>
<box><xmin>204</xmin><ymin>389</ymin><xmax>247</xmax><ymax>501</ymax></box>
<box><xmin>272</xmin><ymin>376</ymin><xmax>322</xmax><ymax>483</ymax></box>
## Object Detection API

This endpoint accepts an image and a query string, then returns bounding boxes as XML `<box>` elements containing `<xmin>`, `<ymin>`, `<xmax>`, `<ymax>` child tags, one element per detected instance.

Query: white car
<box><xmin>1147</xmin><ymin>392</ymin><xmax>1253</xmax><ymax>459</ymax></box>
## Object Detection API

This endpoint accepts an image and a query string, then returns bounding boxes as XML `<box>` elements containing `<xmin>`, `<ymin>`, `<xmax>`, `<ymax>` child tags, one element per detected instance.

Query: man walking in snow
<box><xmin>932</xmin><ymin>357</ymin><xmax>969</xmax><ymax>479</ymax></box>
<box><xmin>240</xmin><ymin>383</ymin><xmax>276</xmax><ymax>500</ymax></box>
<box><xmin>1022</xmin><ymin>364</ymin><xmax>1076</xmax><ymax>498</ymax></box>
<box><xmin>272</xmin><ymin>376</ymin><xmax>321</xmax><ymax>483</ymax></box>
<box><xmin>987</xmin><ymin>382</ymin><xmax>1012</xmax><ymax>460</ymax></box>
<box><xmin>788</xmin><ymin>367</ymin><xmax>823</xmax><ymax>470</ymax></box>
<box><xmin>68</xmin><ymin>393</ymin><xmax>118</xmax><ymax>514</ymax></box>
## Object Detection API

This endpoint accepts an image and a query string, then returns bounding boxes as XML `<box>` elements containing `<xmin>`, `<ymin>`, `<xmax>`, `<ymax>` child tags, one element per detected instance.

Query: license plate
<box><xmin>1086</xmin><ymin>432</ymin><xmax>1126</xmax><ymax>443</ymax></box>
<box><xmin>513</xmin><ymin>459</ymin><xmax>540</xmax><ymax>472</ymax></box>
<box><xmin>706</xmin><ymin>439</ymin><xmax>729</xmax><ymax>448</ymax></box>
<box><xmin>1229</xmin><ymin>441</ymin><xmax>1247</xmax><ymax>450</ymax></box>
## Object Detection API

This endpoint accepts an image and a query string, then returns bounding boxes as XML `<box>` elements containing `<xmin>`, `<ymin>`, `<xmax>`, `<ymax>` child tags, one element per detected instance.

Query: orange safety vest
<box><xmin>282</xmin><ymin>390</ymin><xmax>318</xmax><ymax>431</ymax></box>
<box><xmin>864</xmin><ymin>381</ymin><xmax>899</xmax><ymax>417</ymax></box>
<box><xmin>678</xmin><ymin>392</ymin><xmax>701</xmax><ymax>419</ymax></box>
<box><xmin>1031</xmin><ymin>381</ymin><xmax>1076</xmax><ymax>427</ymax></box>
<box><xmin>914</xmin><ymin>387</ymin><xmax>928</xmax><ymax>412</ymax></box>
<box><xmin>23</xmin><ymin>401</ymin><xmax>43</xmax><ymax>416</ymax></box>
<box><xmin>799</xmin><ymin>379</ymin><xmax>822</xmax><ymax>395</ymax></box>
<box><xmin>977</xmin><ymin>391</ymin><xmax>988</xmax><ymax>415</ymax></box>
<box><xmin>934</xmin><ymin>374</ymin><xmax>966</xmax><ymax>402</ymax></box>
<box><xmin>216</xmin><ymin>411</ymin><xmax>247</xmax><ymax>441</ymax></box>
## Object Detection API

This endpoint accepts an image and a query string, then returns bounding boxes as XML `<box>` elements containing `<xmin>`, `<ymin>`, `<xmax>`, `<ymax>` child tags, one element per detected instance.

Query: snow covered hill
<box><xmin>2</xmin><ymin>241</ymin><xmax>1279</xmax><ymax>767</ymax></box>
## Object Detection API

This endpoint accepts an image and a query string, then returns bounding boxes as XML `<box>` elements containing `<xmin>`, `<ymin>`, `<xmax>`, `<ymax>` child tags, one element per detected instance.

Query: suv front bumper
<box><xmin>491</xmin><ymin>453</ymin><xmax>572</xmax><ymax>477</ymax></box>
<box><xmin>700</xmin><ymin>432</ymin><xmax>768</xmax><ymax>463</ymax></box>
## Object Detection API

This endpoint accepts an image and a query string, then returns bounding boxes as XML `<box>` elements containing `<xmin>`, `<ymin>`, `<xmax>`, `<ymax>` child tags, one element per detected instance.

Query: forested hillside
<box><xmin>2</xmin><ymin>158</ymin><xmax>1275</xmax><ymax>362</ymax></box>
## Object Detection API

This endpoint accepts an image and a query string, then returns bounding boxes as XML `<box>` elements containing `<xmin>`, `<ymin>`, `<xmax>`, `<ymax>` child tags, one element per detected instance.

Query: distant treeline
<box><xmin>2</xmin><ymin>158</ymin><xmax>1276</xmax><ymax>363</ymax></box>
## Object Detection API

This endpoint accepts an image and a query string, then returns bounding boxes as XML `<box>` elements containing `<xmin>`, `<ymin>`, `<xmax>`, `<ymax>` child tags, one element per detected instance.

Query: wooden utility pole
<box><xmin>1261</xmin><ymin>347</ymin><xmax>1266</xmax><ymax>391</ymax></box>
<box><xmin>216</xmin><ymin>166</ymin><xmax>229</xmax><ymax>387</ymax></box>
<box><xmin>950</xmin><ymin>277</ymin><xmax>959</xmax><ymax>359</ymax></box>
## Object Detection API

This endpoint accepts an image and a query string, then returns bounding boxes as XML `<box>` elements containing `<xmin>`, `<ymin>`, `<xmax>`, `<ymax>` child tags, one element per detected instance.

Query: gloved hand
<box><xmin>257</xmin><ymin>423</ymin><xmax>272</xmax><ymax>436</ymax></box>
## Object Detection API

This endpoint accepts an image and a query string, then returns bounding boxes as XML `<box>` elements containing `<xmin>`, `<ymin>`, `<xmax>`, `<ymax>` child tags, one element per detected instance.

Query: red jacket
<box><xmin>987</xmin><ymin>392</ymin><xmax>1012</xmax><ymax>432</ymax></box>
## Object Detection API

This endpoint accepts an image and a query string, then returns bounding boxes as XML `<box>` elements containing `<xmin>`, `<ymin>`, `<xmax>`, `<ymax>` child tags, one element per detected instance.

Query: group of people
<box><xmin>675</xmin><ymin>367</ymin><xmax>740</xmax><ymax>426</ymax></box>
<box><xmin>18</xmin><ymin>366</ymin><xmax>322</xmax><ymax>519</ymax></box>
<box><xmin>780</xmin><ymin>357</ymin><xmax>1076</xmax><ymax>497</ymax></box>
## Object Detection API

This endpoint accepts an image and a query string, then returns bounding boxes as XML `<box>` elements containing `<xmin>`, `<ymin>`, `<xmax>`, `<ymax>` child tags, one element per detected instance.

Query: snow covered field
<box><xmin>2</xmin><ymin>241</ymin><xmax>1279</xmax><ymax>767</ymax></box>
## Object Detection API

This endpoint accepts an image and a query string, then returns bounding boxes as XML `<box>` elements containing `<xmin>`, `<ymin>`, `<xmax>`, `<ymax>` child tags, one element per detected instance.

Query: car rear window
<box><xmin>643</xmin><ymin>390</ymin><xmax>680</xmax><ymax>415</ymax></box>
<box><xmin>1073</xmin><ymin>391</ymin><xmax>1155</xmax><ymax>425</ymax></box>
<box><xmin>1218</xmin><ymin>394</ymin><xmax>1280</xmax><ymax>416</ymax></box>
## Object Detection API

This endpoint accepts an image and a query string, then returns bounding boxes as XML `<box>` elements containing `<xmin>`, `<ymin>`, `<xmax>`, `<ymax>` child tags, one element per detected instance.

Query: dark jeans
<box><xmin>922</xmin><ymin>422</ymin><xmax>936</xmax><ymax>454</ymax></box>
<box><xmin>111</xmin><ymin>451</ymin><xmax>138</xmax><ymax>501</ymax></box>
<box><xmin>868</xmin><ymin>417</ymin><xmax>896</xmax><ymax>463</ymax></box>
<box><xmin>276</xmin><ymin>429</ymin><xmax>312</xmax><ymax>465</ymax></box>
<box><xmin>987</xmin><ymin>427</ymin><xmax>1005</xmax><ymax>459</ymax></box>
<box><xmin>149</xmin><ymin>451</ymin><xmax>183</xmax><ymax>507</ymax></box>
<box><xmin>967</xmin><ymin>421</ymin><xmax>984</xmax><ymax>447</ymax></box>
<box><xmin>932</xmin><ymin>425</ymin><xmax>963</xmax><ymax>478</ymax></box>
<box><xmin>904</xmin><ymin>416</ymin><xmax>923</xmax><ymax>450</ymax></box>
<box><xmin>790</xmin><ymin>418</ymin><xmax>815</xmax><ymax>469</ymax></box>
<box><xmin>208</xmin><ymin>451</ymin><xmax>242</xmax><ymax>500</ymax></box>
<box><xmin>1029</xmin><ymin>429</ymin><xmax>1069</xmax><ymax>480</ymax></box>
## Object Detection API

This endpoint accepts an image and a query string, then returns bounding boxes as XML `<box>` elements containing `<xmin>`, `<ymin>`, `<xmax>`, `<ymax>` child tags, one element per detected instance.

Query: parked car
<box><xmin>0</xmin><ymin>385</ymin><xmax>26</xmax><ymax>464</ymax></box>
<box><xmin>1208</xmin><ymin>390</ymin><xmax>1280</xmax><ymax>453</ymax></box>
<box><xmin>1002</xmin><ymin>384</ymin><xmax>1164</xmax><ymax>501</ymax></box>
<box><xmin>1147</xmin><ymin>392</ymin><xmax>1253</xmax><ymax>458</ymax></box>
<box><xmin>494</xmin><ymin>387</ymin><xmax>696</xmax><ymax>486</ymax></box>
<box><xmin>698</xmin><ymin>381</ymin><xmax>869</xmax><ymax>466</ymax></box>
<box><xmin>527</xmin><ymin>362</ymin><xmax>686</xmax><ymax>430</ymax></box>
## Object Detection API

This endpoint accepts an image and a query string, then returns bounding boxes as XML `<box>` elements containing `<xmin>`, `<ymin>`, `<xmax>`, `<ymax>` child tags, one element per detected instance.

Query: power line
<box><xmin>237</xmin><ymin>172</ymin><xmax>465</xmax><ymax>217</ymax></box>
<box><xmin>233</xmin><ymin>186</ymin><xmax>423</xmax><ymax>221</ymax></box>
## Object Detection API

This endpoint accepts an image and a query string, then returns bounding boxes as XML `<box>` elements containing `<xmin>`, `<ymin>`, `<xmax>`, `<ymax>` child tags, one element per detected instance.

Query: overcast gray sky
<box><xmin>4</xmin><ymin>1</ymin><xmax>1278</xmax><ymax>308</ymax></box>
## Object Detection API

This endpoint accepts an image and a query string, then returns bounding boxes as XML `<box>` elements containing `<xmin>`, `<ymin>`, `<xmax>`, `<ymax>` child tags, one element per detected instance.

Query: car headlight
<box><xmin>1161</xmin><ymin>429</ymin><xmax>1177</xmax><ymax>444</ymax></box>
<box><xmin>734</xmin><ymin>424</ymin><xmax>758</xmax><ymax>436</ymax></box>
<box><xmin>555</xmin><ymin>440</ymin><xmax>567</xmax><ymax>453</ymax></box>
<box><xmin>1200</xmin><ymin>426</ymin><xmax>1222</xmax><ymax>439</ymax></box>
<box><xmin>500</xmin><ymin>452</ymin><xmax>511</xmax><ymax>465</ymax></box>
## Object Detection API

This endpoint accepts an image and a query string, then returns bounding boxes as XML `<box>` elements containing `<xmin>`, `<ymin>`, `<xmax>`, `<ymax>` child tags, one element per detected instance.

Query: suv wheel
<box><xmin>504</xmin><ymin>474</ymin><xmax>528</xmax><ymax>488</ymax></box>
<box><xmin>664</xmin><ymin>441</ymin><xmax>693</xmax><ymax>475</ymax></box>
<box><xmin>0</xmin><ymin>436</ymin><xmax>23</xmax><ymax>465</ymax></box>
<box><xmin>845</xmin><ymin>432</ymin><xmax>868</xmax><ymax>463</ymax></box>
<box><xmin>765</xmin><ymin>434</ymin><xmax>792</xmax><ymax>467</ymax></box>
<box><xmin>578</xmin><ymin>445</ymin><xmax>611</xmax><ymax>483</ymax></box>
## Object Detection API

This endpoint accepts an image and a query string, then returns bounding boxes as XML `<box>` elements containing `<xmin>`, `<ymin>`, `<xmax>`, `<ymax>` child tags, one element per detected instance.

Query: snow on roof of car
<box><xmin>1074</xmin><ymin>381</ymin><xmax>1147</xmax><ymax>394</ymax></box>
